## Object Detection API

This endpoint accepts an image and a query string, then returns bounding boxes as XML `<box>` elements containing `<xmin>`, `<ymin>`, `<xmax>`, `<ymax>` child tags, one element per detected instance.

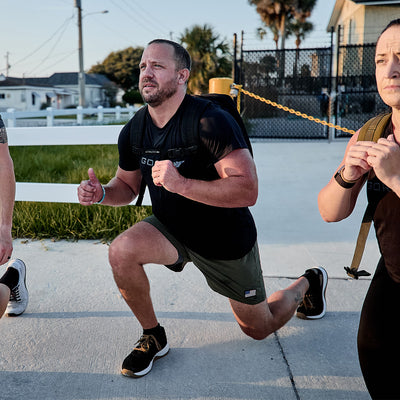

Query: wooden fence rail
<box><xmin>3</xmin><ymin>105</ymin><xmax>138</xmax><ymax>127</ymax></box>
<box><xmin>7</xmin><ymin>125</ymin><xmax>151</xmax><ymax>205</ymax></box>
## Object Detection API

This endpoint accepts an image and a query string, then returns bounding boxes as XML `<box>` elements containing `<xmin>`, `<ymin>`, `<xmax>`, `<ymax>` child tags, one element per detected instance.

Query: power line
<box><xmin>85</xmin><ymin>13</ymin><xmax>143</xmax><ymax>47</ymax></box>
<box><xmin>9</xmin><ymin>12</ymin><xmax>75</xmax><ymax>72</ymax></box>
<box><xmin>27</xmin><ymin>16</ymin><xmax>74</xmax><ymax>75</ymax></box>
<box><xmin>109</xmin><ymin>0</ymin><xmax>169</xmax><ymax>39</ymax></box>
<box><xmin>32</xmin><ymin>49</ymin><xmax>77</xmax><ymax>77</ymax></box>
<box><xmin>126</xmin><ymin>0</ymin><xmax>172</xmax><ymax>35</ymax></box>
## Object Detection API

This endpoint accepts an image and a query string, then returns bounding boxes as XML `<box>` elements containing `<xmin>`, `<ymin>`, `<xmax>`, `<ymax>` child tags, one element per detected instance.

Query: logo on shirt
<box><xmin>173</xmin><ymin>160</ymin><xmax>184</xmax><ymax>168</ymax></box>
<box><xmin>141</xmin><ymin>157</ymin><xmax>185</xmax><ymax>169</ymax></box>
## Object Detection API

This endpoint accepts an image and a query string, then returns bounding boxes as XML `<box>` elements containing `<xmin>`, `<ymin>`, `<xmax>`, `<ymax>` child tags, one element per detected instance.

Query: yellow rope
<box><xmin>236</xmin><ymin>86</ymin><xmax>356</xmax><ymax>135</ymax></box>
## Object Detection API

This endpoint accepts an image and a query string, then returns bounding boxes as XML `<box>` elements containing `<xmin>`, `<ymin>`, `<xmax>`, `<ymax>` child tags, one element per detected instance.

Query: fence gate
<box><xmin>240</xmin><ymin>47</ymin><xmax>333</xmax><ymax>139</ymax></box>
<box><xmin>238</xmin><ymin>39</ymin><xmax>385</xmax><ymax>139</ymax></box>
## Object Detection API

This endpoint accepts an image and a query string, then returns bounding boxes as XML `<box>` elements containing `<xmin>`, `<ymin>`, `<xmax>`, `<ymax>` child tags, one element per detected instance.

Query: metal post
<box><xmin>239</xmin><ymin>30</ymin><xmax>244</xmax><ymax>85</ymax></box>
<box><xmin>327</xmin><ymin>26</ymin><xmax>334</xmax><ymax>141</ymax></box>
<box><xmin>330</xmin><ymin>25</ymin><xmax>342</xmax><ymax>141</ymax></box>
<box><xmin>232</xmin><ymin>33</ymin><xmax>237</xmax><ymax>82</ymax></box>
<box><xmin>75</xmin><ymin>0</ymin><xmax>85</xmax><ymax>108</ymax></box>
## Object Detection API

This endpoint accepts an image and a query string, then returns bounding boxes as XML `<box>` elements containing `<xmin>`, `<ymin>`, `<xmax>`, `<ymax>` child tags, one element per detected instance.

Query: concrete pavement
<box><xmin>0</xmin><ymin>140</ymin><xmax>376</xmax><ymax>399</ymax></box>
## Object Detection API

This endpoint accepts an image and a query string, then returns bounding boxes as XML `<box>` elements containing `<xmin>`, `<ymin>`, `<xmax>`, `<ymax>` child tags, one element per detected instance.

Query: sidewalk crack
<box><xmin>274</xmin><ymin>331</ymin><xmax>300</xmax><ymax>400</ymax></box>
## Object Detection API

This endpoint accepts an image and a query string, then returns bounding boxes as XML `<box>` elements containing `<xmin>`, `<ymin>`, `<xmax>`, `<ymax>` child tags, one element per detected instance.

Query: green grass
<box><xmin>10</xmin><ymin>144</ymin><xmax>119</xmax><ymax>183</ymax></box>
<box><xmin>9</xmin><ymin>145</ymin><xmax>152</xmax><ymax>241</ymax></box>
<box><xmin>13</xmin><ymin>202</ymin><xmax>151</xmax><ymax>242</ymax></box>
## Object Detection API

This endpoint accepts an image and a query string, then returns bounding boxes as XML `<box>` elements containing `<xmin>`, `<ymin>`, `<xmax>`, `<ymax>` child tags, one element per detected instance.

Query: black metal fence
<box><xmin>236</xmin><ymin>39</ymin><xmax>386</xmax><ymax>139</ymax></box>
<box><xmin>334</xmin><ymin>43</ymin><xmax>388</xmax><ymax>137</ymax></box>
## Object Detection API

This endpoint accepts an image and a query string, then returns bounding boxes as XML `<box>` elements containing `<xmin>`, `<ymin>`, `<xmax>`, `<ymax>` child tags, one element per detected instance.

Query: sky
<box><xmin>0</xmin><ymin>0</ymin><xmax>337</xmax><ymax>78</ymax></box>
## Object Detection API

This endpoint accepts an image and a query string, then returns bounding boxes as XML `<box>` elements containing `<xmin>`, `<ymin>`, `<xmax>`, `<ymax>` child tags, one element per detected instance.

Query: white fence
<box><xmin>8</xmin><ymin>125</ymin><xmax>151</xmax><ymax>206</ymax></box>
<box><xmin>3</xmin><ymin>105</ymin><xmax>139</xmax><ymax>127</ymax></box>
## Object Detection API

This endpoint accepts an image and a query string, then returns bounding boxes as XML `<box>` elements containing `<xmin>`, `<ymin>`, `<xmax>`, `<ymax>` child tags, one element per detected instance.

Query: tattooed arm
<box><xmin>0</xmin><ymin>117</ymin><xmax>15</xmax><ymax>265</ymax></box>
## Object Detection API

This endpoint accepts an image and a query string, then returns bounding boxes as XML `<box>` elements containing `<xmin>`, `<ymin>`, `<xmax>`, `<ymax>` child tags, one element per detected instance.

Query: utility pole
<box><xmin>75</xmin><ymin>0</ymin><xmax>85</xmax><ymax>107</ymax></box>
<box><xmin>5</xmin><ymin>52</ymin><xmax>10</xmax><ymax>77</ymax></box>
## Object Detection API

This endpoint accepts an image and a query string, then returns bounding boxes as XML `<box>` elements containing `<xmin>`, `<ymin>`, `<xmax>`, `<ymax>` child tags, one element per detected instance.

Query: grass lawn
<box><xmin>9</xmin><ymin>145</ymin><xmax>151</xmax><ymax>241</ymax></box>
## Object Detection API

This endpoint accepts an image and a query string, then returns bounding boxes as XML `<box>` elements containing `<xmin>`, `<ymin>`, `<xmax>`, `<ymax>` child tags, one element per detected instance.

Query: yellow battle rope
<box><xmin>234</xmin><ymin>86</ymin><xmax>356</xmax><ymax>135</ymax></box>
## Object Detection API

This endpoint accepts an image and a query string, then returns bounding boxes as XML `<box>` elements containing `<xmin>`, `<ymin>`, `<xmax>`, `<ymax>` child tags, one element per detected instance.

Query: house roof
<box><xmin>327</xmin><ymin>0</ymin><xmax>400</xmax><ymax>31</ymax></box>
<box><xmin>0</xmin><ymin>73</ymin><xmax>112</xmax><ymax>88</ymax></box>
<box><xmin>46</xmin><ymin>73</ymin><xmax>111</xmax><ymax>86</ymax></box>
<box><xmin>0</xmin><ymin>76</ymin><xmax>53</xmax><ymax>88</ymax></box>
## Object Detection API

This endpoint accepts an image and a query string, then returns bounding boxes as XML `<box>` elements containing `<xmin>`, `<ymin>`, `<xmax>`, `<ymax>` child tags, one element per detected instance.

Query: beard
<box><xmin>140</xmin><ymin>77</ymin><xmax>178</xmax><ymax>107</ymax></box>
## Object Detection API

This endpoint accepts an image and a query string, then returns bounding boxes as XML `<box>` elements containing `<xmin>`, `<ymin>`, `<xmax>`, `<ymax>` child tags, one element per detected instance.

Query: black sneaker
<box><xmin>121</xmin><ymin>328</ymin><xmax>169</xmax><ymax>378</ymax></box>
<box><xmin>296</xmin><ymin>266</ymin><xmax>328</xmax><ymax>320</ymax></box>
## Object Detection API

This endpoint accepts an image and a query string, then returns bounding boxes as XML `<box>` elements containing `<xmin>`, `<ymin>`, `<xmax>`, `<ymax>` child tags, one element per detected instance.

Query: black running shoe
<box><xmin>121</xmin><ymin>328</ymin><xmax>169</xmax><ymax>378</ymax></box>
<box><xmin>296</xmin><ymin>266</ymin><xmax>328</xmax><ymax>320</ymax></box>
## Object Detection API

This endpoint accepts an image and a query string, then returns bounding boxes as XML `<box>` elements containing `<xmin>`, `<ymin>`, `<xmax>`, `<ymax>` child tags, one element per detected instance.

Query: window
<box><xmin>348</xmin><ymin>19</ymin><xmax>353</xmax><ymax>45</ymax></box>
<box><xmin>0</xmin><ymin>93</ymin><xmax>5</xmax><ymax>100</ymax></box>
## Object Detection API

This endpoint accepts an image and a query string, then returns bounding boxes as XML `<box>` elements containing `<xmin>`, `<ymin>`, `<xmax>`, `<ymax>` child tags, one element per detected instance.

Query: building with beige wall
<box><xmin>327</xmin><ymin>0</ymin><xmax>400</xmax><ymax>80</ymax></box>
<box><xmin>328</xmin><ymin>0</ymin><xmax>400</xmax><ymax>45</ymax></box>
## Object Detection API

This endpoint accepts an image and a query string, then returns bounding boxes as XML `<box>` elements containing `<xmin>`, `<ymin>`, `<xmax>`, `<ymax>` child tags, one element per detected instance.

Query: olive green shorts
<box><xmin>144</xmin><ymin>215</ymin><xmax>266</xmax><ymax>305</ymax></box>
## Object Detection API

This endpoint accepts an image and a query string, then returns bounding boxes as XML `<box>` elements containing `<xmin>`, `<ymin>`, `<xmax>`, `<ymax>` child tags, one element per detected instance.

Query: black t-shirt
<box><xmin>366</xmin><ymin>122</ymin><xmax>400</xmax><ymax>282</ymax></box>
<box><xmin>118</xmin><ymin>95</ymin><xmax>257</xmax><ymax>259</ymax></box>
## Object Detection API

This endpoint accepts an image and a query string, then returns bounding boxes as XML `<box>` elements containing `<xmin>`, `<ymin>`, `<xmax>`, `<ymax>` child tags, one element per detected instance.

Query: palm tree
<box><xmin>290</xmin><ymin>20</ymin><xmax>313</xmax><ymax>78</ymax></box>
<box><xmin>290</xmin><ymin>20</ymin><xmax>313</xmax><ymax>49</ymax></box>
<box><xmin>248</xmin><ymin>0</ymin><xmax>294</xmax><ymax>50</ymax></box>
<box><xmin>248</xmin><ymin>0</ymin><xmax>316</xmax><ymax>49</ymax></box>
<box><xmin>292</xmin><ymin>0</ymin><xmax>317</xmax><ymax>23</ymax></box>
<box><xmin>179</xmin><ymin>24</ymin><xmax>231</xmax><ymax>94</ymax></box>
<box><xmin>257</xmin><ymin>25</ymin><xmax>281</xmax><ymax>50</ymax></box>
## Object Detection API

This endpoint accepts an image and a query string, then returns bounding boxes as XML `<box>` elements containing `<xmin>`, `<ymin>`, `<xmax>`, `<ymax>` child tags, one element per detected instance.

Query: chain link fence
<box><xmin>334</xmin><ymin>43</ymin><xmax>389</xmax><ymax>138</ymax></box>
<box><xmin>237</xmin><ymin>41</ymin><xmax>383</xmax><ymax>139</ymax></box>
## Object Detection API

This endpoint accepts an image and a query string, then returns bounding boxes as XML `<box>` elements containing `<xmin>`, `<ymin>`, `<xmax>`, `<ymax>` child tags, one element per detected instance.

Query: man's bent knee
<box><xmin>230</xmin><ymin>299</ymin><xmax>276</xmax><ymax>340</ymax></box>
<box><xmin>109</xmin><ymin>234</ymin><xmax>130</xmax><ymax>267</ymax></box>
<box><xmin>108</xmin><ymin>231</ymin><xmax>145</xmax><ymax>281</ymax></box>
<box><xmin>238</xmin><ymin>323</ymin><xmax>274</xmax><ymax>341</ymax></box>
<box><xmin>109</xmin><ymin>222</ymin><xmax>179</xmax><ymax>273</ymax></box>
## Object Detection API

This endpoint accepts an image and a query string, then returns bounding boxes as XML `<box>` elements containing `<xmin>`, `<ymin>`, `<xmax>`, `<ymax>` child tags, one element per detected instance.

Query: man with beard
<box><xmin>78</xmin><ymin>39</ymin><xmax>327</xmax><ymax>378</ymax></box>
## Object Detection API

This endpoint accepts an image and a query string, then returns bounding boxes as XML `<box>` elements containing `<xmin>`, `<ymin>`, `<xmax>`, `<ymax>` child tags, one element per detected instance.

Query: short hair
<box><xmin>147</xmin><ymin>39</ymin><xmax>192</xmax><ymax>71</ymax></box>
<box><xmin>378</xmin><ymin>19</ymin><xmax>400</xmax><ymax>41</ymax></box>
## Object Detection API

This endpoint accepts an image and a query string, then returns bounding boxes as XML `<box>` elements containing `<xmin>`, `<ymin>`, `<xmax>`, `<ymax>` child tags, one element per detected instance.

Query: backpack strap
<box><xmin>129</xmin><ymin>105</ymin><xmax>148</xmax><ymax>206</ymax></box>
<box><xmin>130</xmin><ymin>105</ymin><xmax>148</xmax><ymax>157</ymax></box>
<box><xmin>357</xmin><ymin>112</ymin><xmax>392</xmax><ymax>142</ymax></box>
<box><xmin>130</xmin><ymin>97</ymin><xmax>207</xmax><ymax>206</ymax></box>
<box><xmin>198</xmin><ymin>93</ymin><xmax>253</xmax><ymax>156</ymax></box>
<box><xmin>180</xmin><ymin>95</ymin><xmax>212</xmax><ymax>152</ymax></box>
<box><xmin>345</xmin><ymin>112</ymin><xmax>392</xmax><ymax>279</ymax></box>
<box><xmin>344</xmin><ymin>204</ymin><xmax>374</xmax><ymax>279</ymax></box>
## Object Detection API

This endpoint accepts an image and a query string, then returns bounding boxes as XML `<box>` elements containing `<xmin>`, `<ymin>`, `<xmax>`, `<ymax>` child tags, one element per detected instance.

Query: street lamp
<box><xmin>74</xmin><ymin>0</ymin><xmax>108</xmax><ymax>107</ymax></box>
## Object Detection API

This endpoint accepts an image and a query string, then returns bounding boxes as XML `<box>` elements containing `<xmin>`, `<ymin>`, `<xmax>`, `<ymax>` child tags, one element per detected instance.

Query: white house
<box><xmin>0</xmin><ymin>75</ymin><xmax>71</xmax><ymax>112</ymax></box>
<box><xmin>44</xmin><ymin>73</ymin><xmax>115</xmax><ymax>108</ymax></box>
<box><xmin>0</xmin><ymin>72</ymin><xmax>115</xmax><ymax>111</ymax></box>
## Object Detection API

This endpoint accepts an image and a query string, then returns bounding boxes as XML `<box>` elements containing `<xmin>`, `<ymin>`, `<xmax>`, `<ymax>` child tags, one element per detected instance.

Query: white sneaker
<box><xmin>6</xmin><ymin>259</ymin><xmax>28</xmax><ymax>316</ymax></box>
